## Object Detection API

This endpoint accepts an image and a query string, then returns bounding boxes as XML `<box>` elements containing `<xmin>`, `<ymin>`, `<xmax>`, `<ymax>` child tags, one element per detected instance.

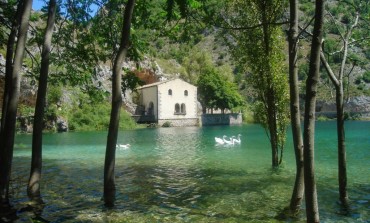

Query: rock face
<box><xmin>316</xmin><ymin>96</ymin><xmax>370</xmax><ymax>118</ymax></box>
<box><xmin>56</xmin><ymin>116</ymin><xmax>68</xmax><ymax>132</ymax></box>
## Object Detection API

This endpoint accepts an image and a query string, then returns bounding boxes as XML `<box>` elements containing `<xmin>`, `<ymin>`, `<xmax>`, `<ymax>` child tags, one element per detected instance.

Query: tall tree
<box><xmin>1</xmin><ymin>0</ymin><xmax>21</xmax><ymax>146</ymax></box>
<box><xmin>319</xmin><ymin>0</ymin><xmax>368</xmax><ymax>208</ymax></box>
<box><xmin>288</xmin><ymin>0</ymin><xmax>305</xmax><ymax>213</ymax></box>
<box><xmin>223</xmin><ymin>0</ymin><xmax>290</xmax><ymax>168</ymax></box>
<box><xmin>303</xmin><ymin>0</ymin><xmax>325</xmax><ymax>222</ymax></box>
<box><xmin>0</xmin><ymin>0</ymin><xmax>33</xmax><ymax>208</ymax></box>
<box><xmin>198</xmin><ymin>66</ymin><xmax>244</xmax><ymax>113</ymax></box>
<box><xmin>27</xmin><ymin>0</ymin><xmax>57</xmax><ymax>203</ymax></box>
<box><xmin>104</xmin><ymin>0</ymin><xmax>135</xmax><ymax>207</ymax></box>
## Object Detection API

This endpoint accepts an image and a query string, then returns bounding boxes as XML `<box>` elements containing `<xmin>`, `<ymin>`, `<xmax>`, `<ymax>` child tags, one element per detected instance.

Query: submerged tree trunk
<box><xmin>321</xmin><ymin>52</ymin><xmax>349</xmax><ymax>208</ymax></box>
<box><xmin>267</xmin><ymin>89</ymin><xmax>279</xmax><ymax>168</ymax></box>
<box><xmin>0</xmin><ymin>0</ymin><xmax>33</xmax><ymax>208</ymax></box>
<box><xmin>336</xmin><ymin>84</ymin><xmax>348</xmax><ymax>206</ymax></box>
<box><xmin>288</xmin><ymin>0</ymin><xmax>304</xmax><ymax>213</ymax></box>
<box><xmin>319</xmin><ymin>9</ymin><xmax>359</xmax><ymax>207</ymax></box>
<box><xmin>261</xmin><ymin>5</ymin><xmax>280</xmax><ymax>169</ymax></box>
<box><xmin>303</xmin><ymin>0</ymin><xmax>324</xmax><ymax>222</ymax></box>
<box><xmin>104</xmin><ymin>0</ymin><xmax>135</xmax><ymax>207</ymax></box>
<box><xmin>27</xmin><ymin>0</ymin><xmax>56</xmax><ymax>202</ymax></box>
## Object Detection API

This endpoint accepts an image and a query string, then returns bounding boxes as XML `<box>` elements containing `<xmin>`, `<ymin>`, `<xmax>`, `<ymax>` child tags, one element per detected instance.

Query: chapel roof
<box><xmin>136</xmin><ymin>78</ymin><xmax>193</xmax><ymax>90</ymax></box>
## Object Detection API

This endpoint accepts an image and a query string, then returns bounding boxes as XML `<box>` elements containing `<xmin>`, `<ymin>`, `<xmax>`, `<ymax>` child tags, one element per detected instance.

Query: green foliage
<box><xmin>356</xmin><ymin>71</ymin><xmax>370</xmax><ymax>85</ymax></box>
<box><xmin>162</xmin><ymin>121</ymin><xmax>172</xmax><ymax>127</ymax></box>
<box><xmin>317</xmin><ymin>115</ymin><xmax>331</xmax><ymax>121</ymax></box>
<box><xmin>18</xmin><ymin>104</ymin><xmax>35</xmax><ymax>117</ymax></box>
<box><xmin>182</xmin><ymin>49</ymin><xmax>216</xmax><ymax>84</ymax></box>
<box><xmin>221</xmin><ymin>0</ymin><xmax>289</xmax><ymax>166</ymax></box>
<box><xmin>362</xmin><ymin>71</ymin><xmax>370</xmax><ymax>83</ymax></box>
<box><xmin>67</xmin><ymin>101</ymin><xmax>136</xmax><ymax>131</ymax></box>
<box><xmin>121</xmin><ymin>70</ymin><xmax>145</xmax><ymax>95</ymax></box>
<box><xmin>197</xmin><ymin>66</ymin><xmax>244</xmax><ymax>113</ymax></box>
<box><xmin>47</xmin><ymin>84</ymin><xmax>63</xmax><ymax>104</ymax></box>
<box><xmin>299</xmin><ymin>2</ymin><xmax>315</xmax><ymax>17</ymax></box>
<box><xmin>45</xmin><ymin>86</ymin><xmax>137</xmax><ymax>131</ymax></box>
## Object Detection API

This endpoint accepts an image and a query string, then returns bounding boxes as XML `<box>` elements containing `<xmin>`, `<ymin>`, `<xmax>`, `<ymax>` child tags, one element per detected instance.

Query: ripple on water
<box><xmin>8</xmin><ymin>123</ymin><xmax>370</xmax><ymax>222</ymax></box>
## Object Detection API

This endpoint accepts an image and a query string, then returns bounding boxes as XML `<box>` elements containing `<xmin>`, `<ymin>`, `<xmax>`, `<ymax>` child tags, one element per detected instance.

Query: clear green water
<box><xmin>10</xmin><ymin>121</ymin><xmax>370</xmax><ymax>222</ymax></box>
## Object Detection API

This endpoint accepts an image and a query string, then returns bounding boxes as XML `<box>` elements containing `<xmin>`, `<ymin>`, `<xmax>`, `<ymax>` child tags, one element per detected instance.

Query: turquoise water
<box><xmin>9</xmin><ymin>121</ymin><xmax>370</xmax><ymax>222</ymax></box>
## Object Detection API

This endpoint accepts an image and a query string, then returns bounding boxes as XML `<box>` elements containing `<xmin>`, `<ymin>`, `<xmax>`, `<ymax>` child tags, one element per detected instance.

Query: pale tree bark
<box><xmin>303</xmin><ymin>0</ymin><xmax>324</xmax><ymax>222</ymax></box>
<box><xmin>27</xmin><ymin>0</ymin><xmax>57</xmax><ymax>203</ymax></box>
<box><xmin>0</xmin><ymin>0</ymin><xmax>33</xmax><ymax>208</ymax></box>
<box><xmin>288</xmin><ymin>0</ymin><xmax>305</xmax><ymax>213</ymax></box>
<box><xmin>104</xmin><ymin>0</ymin><xmax>135</xmax><ymax>207</ymax></box>
<box><xmin>319</xmin><ymin>10</ymin><xmax>360</xmax><ymax>208</ymax></box>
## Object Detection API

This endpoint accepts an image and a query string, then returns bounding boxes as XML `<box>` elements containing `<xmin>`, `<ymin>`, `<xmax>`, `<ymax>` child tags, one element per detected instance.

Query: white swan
<box><xmin>215</xmin><ymin>136</ymin><xmax>225</xmax><ymax>145</ymax></box>
<box><xmin>232</xmin><ymin>134</ymin><xmax>241</xmax><ymax>144</ymax></box>
<box><xmin>116</xmin><ymin>144</ymin><xmax>131</xmax><ymax>149</ymax></box>
<box><xmin>223</xmin><ymin>136</ymin><xmax>235</xmax><ymax>145</ymax></box>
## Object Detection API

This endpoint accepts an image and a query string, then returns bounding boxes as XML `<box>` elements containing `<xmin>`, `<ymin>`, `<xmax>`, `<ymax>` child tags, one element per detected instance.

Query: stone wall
<box><xmin>158</xmin><ymin>118</ymin><xmax>199</xmax><ymax>127</ymax></box>
<box><xmin>201</xmin><ymin>113</ymin><xmax>242</xmax><ymax>126</ymax></box>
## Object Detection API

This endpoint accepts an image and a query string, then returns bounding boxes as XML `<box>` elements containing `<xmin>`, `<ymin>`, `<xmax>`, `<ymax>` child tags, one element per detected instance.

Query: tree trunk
<box><xmin>0</xmin><ymin>7</ymin><xmax>20</xmax><ymax>208</ymax></box>
<box><xmin>27</xmin><ymin>0</ymin><xmax>56</xmax><ymax>202</ymax></box>
<box><xmin>288</xmin><ymin>0</ymin><xmax>304</xmax><ymax>213</ymax></box>
<box><xmin>320</xmin><ymin>10</ymin><xmax>357</xmax><ymax>207</ymax></box>
<box><xmin>336</xmin><ymin>84</ymin><xmax>348</xmax><ymax>207</ymax></box>
<box><xmin>261</xmin><ymin>5</ymin><xmax>279</xmax><ymax>168</ymax></box>
<box><xmin>104</xmin><ymin>0</ymin><xmax>135</xmax><ymax>207</ymax></box>
<box><xmin>0</xmin><ymin>0</ymin><xmax>33</xmax><ymax>208</ymax></box>
<box><xmin>303</xmin><ymin>0</ymin><xmax>324</xmax><ymax>222</ymax></box>
<box><xmin>1</xmin><ymin>0</ymin><xmax>23</xmax><ymax>141</ymax></box>
<box><xmin>267</xmin><ymin>90</ymin><xmax>279</xmax><ymax>168</ymax></box>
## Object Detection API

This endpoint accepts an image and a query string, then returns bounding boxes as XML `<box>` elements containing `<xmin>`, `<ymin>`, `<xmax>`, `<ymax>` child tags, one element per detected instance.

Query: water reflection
<box><xmin>8</xmin><ymin>122</ymin><xmax>370</xmax><ymax>222</ymax></box>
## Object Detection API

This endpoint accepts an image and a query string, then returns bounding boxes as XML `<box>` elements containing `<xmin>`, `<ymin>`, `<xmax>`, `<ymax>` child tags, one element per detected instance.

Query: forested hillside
<box><xmin>1</xmin><ymin>1</ymin><xmax>370</xmax><ymax>221</ymax></box>
<box><xmin>0</xmin><ymin>0</ymin><xmax>370</xmax><ymax>132</ymax></box>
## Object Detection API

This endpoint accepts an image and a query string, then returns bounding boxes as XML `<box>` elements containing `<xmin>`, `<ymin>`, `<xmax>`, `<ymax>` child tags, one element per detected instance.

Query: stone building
<box><xmin>133</xmin><ymin>78</ymin><xmax>199</xmax><ymax>126</ymax></box>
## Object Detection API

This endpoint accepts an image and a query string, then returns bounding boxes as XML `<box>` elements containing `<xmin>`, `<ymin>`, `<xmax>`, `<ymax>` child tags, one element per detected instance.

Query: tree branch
<box><xmin>297</xmin><ymin>16</ymin><xmax>315</xmax><ymax>39</ymax></box>
<box><xmin>320</xmin><ymin>51</ymin><xmax>339</xmax><ymax>87</ymax></box>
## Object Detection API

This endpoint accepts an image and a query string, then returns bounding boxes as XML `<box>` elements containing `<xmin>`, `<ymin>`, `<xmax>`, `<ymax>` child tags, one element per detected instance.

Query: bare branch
<box><xmin>297</xmin><ymin>16</ymin><xmax>315</xmax><ymax>39</ymax></box>
<box><xmin>320</xmin><ymin>51</ymin><xmax>339</xmax><ymax>87</ymax></box>
<box><xmin>25</xmin><ymin>47</ymin><xmax>40</xmax><ymax>71</ymax></box>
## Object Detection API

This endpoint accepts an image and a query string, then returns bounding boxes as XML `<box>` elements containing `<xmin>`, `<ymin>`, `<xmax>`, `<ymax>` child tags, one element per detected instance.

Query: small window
<box><xmin>184</xmin><ymin>90</ymin><xmax>188</xmax><ymax>96</ymax></box>
<box><xmin>181</xmin><ymin>103</ymin><xmax>186</xmax><ymax>114</ymax></box>
<box><xmin>175</xmin><ymin>103</ymin><xmax>180</xmax><ymax>114</ymax></box>
<box><xmin>168</xmin><ymin>89</ymin><xmax>172</xmax><ymax>95</ymax></box>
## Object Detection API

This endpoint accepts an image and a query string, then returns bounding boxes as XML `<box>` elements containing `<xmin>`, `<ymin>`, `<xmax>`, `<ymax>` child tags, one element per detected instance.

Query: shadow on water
<box><xmin>8</xmin><ymin>156</ymin><xmax>303</xmax><ymax>222</ymax></box>
<box><xmin>7</xmin><ymin>156</ymin><xmax>368</xmax><ymax>222</ymax></box>
<box><xmin>8</xmin><ymin>123</ymin><xmax>370</xmax><ymax>222</ymax></box>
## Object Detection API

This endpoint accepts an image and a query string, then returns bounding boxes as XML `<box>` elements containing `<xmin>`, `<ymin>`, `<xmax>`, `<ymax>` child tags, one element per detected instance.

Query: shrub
<box><xmin>363</xmin><ymin>71</ymin><xmax>370</xmax><ymax>83</ymax></box>
<box><xmin>317</xmin><ymin>115</ymin><xmax>331</xmax><ymax>121</ymax></box>
<box><xmin>162</xmin><ymin>121</ymin><xmax>172</xmax><ymax>127</ymax></box>
<box><xmin>66</xmin><ymin>101</ymin><xmax>137</xmax><ymax>131</ymax></box>
<box><xmin>47</xmin><ymin>85</ymin><xmax>63</xmax><ymax>104</ymax></box>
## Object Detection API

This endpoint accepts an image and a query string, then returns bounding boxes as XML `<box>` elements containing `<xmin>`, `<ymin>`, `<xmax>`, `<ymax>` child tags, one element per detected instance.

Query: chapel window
<box><xmin>175</xmin><ymin>103</ymin><xmax>180</xmax><ymax>114</ymax></box>
<box><xmin>181</xmin><ymin>103</ymin><xmax>186</xmax><ymax>114</ymax></box>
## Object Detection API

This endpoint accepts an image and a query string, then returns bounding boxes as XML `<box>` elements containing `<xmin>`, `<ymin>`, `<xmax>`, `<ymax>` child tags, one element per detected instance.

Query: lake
<box><xmin>9</xmin><ymin>121</ymin><xmax>370</xmax><ymax>222</ymax></box>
